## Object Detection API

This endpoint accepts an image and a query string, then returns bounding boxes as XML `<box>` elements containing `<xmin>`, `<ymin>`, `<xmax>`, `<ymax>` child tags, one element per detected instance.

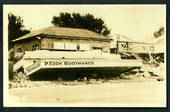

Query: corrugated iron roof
<box><xmin>12</xmin><ymin>26</ymin><xmax>110</xmax><ymax>42</ymax></box>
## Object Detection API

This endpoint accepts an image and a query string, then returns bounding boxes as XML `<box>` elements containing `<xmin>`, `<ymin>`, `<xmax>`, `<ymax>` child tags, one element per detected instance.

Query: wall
<box><xmin>117</xmin><ymin>41</ymin><xmax>155</xmax><ymax>53</ymax></box>
<box><xmin>13</xmin><ymin>37</ymin><xmax>110</xmax><ymax>58</ymax></box>
<box><xmin>41</xmin><ymin>37</ymin><xmax>110</xmax><ymax>53</ymax></box>
<box><xmin>13</xmin><ymin>38</ymin><xmax>41</xmax><ymax>57</ymax></box>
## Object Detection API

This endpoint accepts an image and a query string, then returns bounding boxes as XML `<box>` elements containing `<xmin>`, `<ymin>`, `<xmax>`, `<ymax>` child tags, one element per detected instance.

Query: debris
<box><xmin>84</xmin><ymin>77</ymin><xmax>87</xmax><ymax>81</ymax></box>
<box><xmin>63</xmin><ymin>83</ymin><xmax>68</xmax><ymax>85</ymax></box>
<box><xmin>89</xmin><ymin>79</ymin><xmax>96</xmax><ymax>83</ymax></box>
<box><xmin>58</xmin><ymin>77</ymin><xmax>62</xmax><ymax>81</ymax></box>
<box><xmin>143</xmin><ymin>71</ymin><xmax>151</xmax><ymax>77</ymax></box>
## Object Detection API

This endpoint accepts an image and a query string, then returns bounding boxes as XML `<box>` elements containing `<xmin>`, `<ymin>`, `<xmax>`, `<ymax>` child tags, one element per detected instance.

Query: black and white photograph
<box><xmin>3</xmin><ymin>5</ymin><xmax>166</xmax><ymax>107</ymax></box>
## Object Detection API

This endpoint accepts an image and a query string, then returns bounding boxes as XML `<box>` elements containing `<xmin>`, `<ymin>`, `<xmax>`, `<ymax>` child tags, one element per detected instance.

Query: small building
<box><xmin>111</xmin><ymin>34</ymin><xmax>155</xmax><ymax>54</ymax></box>
<box><xmin>12</xmin><ymin>26</ymin><xmax>112</xmax><ymax>59</ymax></box>
<box><xmin>117</xmin><ymin>41</ymin><xmax>155</xmax><ymax>54</ymax></box>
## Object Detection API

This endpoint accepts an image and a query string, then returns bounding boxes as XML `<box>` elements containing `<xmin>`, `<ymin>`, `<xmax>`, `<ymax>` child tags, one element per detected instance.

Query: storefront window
<box><xmin>32</xmin><ymin>44</ymin><xmax>39</xmax><ymax>51</ymax></box>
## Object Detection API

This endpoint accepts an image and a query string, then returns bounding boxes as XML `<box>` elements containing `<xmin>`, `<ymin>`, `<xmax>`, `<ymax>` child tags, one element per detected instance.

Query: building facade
<box><xmin>110</xmin><ymin>34</ymin><xmax>155</xmax><ymax>54</ymax></box>
<box><xmin>117</xmin><ymin>41</ymin><xmax>155</xmax><ymax>54</ymax></box>
<box><xmin>12</xmin><ymin>26</ymin><xmax>112</xmax><ymax>59</ymax></box>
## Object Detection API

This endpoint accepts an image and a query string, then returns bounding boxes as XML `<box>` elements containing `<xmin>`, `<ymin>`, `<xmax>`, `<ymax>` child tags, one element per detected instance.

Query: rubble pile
<box><xmin>13</xmin><ymin>72</ymin><xmax>29</xmax><ymax>83</ymax></box>
<box><xmin>9</xmin><ymin>72</ymin><xmax>30</xmax><ymax>89</ymax></box>
<box><xmin>9</xmin><ymin>76</ymin><xmax>115</xmax><ymax>89</ymax></box>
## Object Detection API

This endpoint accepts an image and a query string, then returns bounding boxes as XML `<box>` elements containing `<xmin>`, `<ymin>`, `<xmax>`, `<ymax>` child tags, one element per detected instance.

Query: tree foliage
<box><xmin>153</xmin><ymin>26</ymin><xmax>164</xmax><ymax>38</ymax></box>
<box><xmin>51</xmin><ymin>12</ymin><xmax>110</xmax><ymax>36</ymax></box>
<box><xmin>8</xmin><ymin>13</ymin><xmax>30</xmax><ymax>49</ymax></box>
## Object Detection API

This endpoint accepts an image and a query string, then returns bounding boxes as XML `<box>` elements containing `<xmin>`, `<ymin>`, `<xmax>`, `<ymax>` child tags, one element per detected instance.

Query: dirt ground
<box><xmin>7</xmin><ymin>78</ymin><xmax>166</xmax><ymax>107</ymax></box>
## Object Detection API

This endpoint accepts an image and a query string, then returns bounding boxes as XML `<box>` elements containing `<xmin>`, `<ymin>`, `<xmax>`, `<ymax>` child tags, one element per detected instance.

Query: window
<box><xmin>126</xmin><ymin>42</ymin><xmax>128</xmax><ymax>48</ymax></box>
<box><xmin>53</xmin><ymin>42</ymin><xmax>65</xmax><ymax>49</ymax></box>
<box><xmin>121</xmin><ymin>43</ymin><xmax>128</xmax><ymax>48</ymax></box>
<box><xmin>80</xmin><ymin>44</ymin><xmax>90</xmax><ymax>51</ymax></box>
<box><xmin>93</xmin><ymin>47</ymin><xmax>102</xmax><ymax>50</ymax></box>
<box><xmin>65</xmin><ymin>43</ymin><xmax>77</xmax><ymax>50</ymax></box>
<box><xmin>17</xmin><ymin>48</ymin><xmax>22</xmax><ymax>53</ymax></box>
<box><xmin>32</xmin><ymin>44</ymin><xmax>39</xmax><ymax>51</ymax></box>
<box><xmin>77</xmin><ymin>46</ymin><xmax>80</xmax><ymax>50</ymax></box>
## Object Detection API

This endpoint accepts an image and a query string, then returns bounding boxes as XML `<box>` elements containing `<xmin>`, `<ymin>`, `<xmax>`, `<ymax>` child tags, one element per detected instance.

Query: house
<box><xmin>110</xmin><ymin>34</ymin><xmax>155</xmax><ymax>54</ymax></box>
<box><xmin>12</xmin><ymin>26</ymin><xmax>112</xmax><ymax>59</ymax></box>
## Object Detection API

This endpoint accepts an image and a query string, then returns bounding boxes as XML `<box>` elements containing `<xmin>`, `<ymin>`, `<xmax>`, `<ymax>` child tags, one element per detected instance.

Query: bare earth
<box><xmin>8</xmin><ymin>79</ymin><xmax>166</xmax><ymax>107</ymax></box>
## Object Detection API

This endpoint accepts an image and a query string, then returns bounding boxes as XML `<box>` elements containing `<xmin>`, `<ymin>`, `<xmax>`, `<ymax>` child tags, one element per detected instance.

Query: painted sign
<box><xmin>44</xmin><ymin>61</ymin><xmax>94</xmax><ymax>66</ymax></box>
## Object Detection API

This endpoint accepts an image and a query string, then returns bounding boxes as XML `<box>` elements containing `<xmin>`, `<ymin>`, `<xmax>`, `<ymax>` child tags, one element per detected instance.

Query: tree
<box><xmin>51</xmin><ymin>12</ymin><xmax>110</xmax><ymax>36</ymax></box>
<box><xmin>8</xmin><ymin>13</ymin><xmax>30</xmax><ymax>49</ymax></box>
<box><xmin>153</xmin><ymin>26</ymin><xmax>164</xmax><ymax>38</ymax></box>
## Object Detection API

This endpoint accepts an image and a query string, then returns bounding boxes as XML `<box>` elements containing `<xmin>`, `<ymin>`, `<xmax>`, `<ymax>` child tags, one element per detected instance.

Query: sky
<box><xmin>4</xmin><ymin>5</ymin><xmax>166</xmax><ymax>42</ymax></box>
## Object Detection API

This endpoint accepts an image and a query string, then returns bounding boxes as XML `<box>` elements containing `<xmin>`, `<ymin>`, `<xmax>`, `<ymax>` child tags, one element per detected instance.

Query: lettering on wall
<box><xmin>44</xmin><ymin>61</ymin><xmax>94</xmax><ymax>66</ymax></box>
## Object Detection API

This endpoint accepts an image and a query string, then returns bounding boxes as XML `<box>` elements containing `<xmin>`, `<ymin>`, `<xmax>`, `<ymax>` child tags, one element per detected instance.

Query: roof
<box><xmin>12</xmin><ymin>26</ymin><xmax>110</xmax><ymax>42</ymax></box>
